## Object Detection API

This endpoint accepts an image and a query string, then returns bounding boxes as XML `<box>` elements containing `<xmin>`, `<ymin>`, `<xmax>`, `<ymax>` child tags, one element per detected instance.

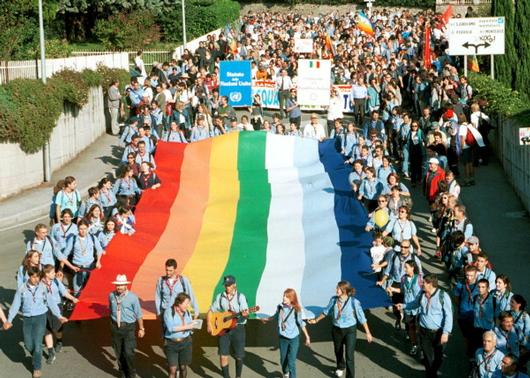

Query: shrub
<box><xmin>468</xmin><ymin>72</ymin><xmax>530</xmax><ymax>120</ymax></box>
<box><xmin>160</xmin><ymin>0</ymin><xmax>240</xmax><ymax>43</ymax></box>
<box><xmin>0</xmin><ymin>67</ymin><xmax>130</xmax><ymax>153</ymax></box>
<box><xmin>93</xmin><ymin>10</ymin><xmax>161</xmax><ymax>51</ymax></box>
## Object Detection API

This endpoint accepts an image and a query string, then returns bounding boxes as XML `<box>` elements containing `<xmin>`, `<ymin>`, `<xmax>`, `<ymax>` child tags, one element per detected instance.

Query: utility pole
<box><xmin>182</xmin><ymin>0</ymin><xmax>187</xmax><ymax>49</ymax></box>
<box><xmin>364</xmin><ymin>0</ymin><xmax>375</xmax><ymax>18</ymax></box>
<box><xmin>38</xmin><ymin>0</ymin><xmax>51</xmax><ymax>182</ymax></box>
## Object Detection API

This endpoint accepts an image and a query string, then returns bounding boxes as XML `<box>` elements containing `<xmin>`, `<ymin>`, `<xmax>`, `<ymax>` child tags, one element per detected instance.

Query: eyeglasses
<box><xmin>400</xmin><ymin>245</ymin><xmax>410</xmax><ymax>249</ymax></box>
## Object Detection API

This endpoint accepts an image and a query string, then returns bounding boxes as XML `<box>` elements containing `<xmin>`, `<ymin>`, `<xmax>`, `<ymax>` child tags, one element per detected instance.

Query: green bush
<box><xmin>160</xmin><ymin>0</ymin><xmax>240</xmax><ymax>43</ymax></box>
<box><xmin>0</xmin><ymin>67</ymin><xmax>130</xmax><ymax>153</ymax></box>
<box><xmin>96</xmin><ymin>65</ymin><xmax>132</xmax><ymax>92</ymax></box>
<box><xmin>93</xmin><ymin>10</ymin><xmax>161</xmax><ymax>50</ymax></box>
<box><xmin>468</xmin><ymin>72</ymin><xmax>530</xmax><ymax>120</ymax></box>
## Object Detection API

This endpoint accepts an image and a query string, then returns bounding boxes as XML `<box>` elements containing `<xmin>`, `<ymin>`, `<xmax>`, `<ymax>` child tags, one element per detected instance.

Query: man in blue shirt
<box><xmin>399</xmin><ymin>274</ymin><xmax>453</xmax><ymax>378</ymax></box>
<box><xmin>61</xmin><ymin>220</ymin><xmax>104</xmax><ymax>296</ymax></box>
<box><xmin>472</xmin><ymin>278</ymin><xmax>497</xmax><ymax>353</ymax></box>
<box><xmin>453</xmin><ymin>265</ymin><xmax>479</xmax><ymax>359</ymax></box>
<box><xmin>3</xmin><ymin>267</ymin><xmax>67</xmax><ymax>378</ymax></box>
<box><xmin>475</xmin><ymin>331</ymin><xmax>504</xmax><ymax>378</ymax></box>
<box><xmin>109</xmin><ymin>274</ymin><xmax>144</xmax><ymax>378</ymax></box>
<box><xmin>155</xmin><ymin>259</ymin><xmax>199</xmax><ymax>318</ymax></box>
<box><xmin>207</xmin><ymin>275</ymin><xmax>249</xmax><ymax>378</ymax></box>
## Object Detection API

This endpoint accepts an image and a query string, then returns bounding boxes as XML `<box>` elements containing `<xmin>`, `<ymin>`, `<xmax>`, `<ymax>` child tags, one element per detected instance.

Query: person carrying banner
<box><xmin>261</xmin><ymin>288</ymin><xmax>311</xmax><ymax>378</ymax></box>
<box><xmin>155</xmin><ymin>259</ymin><xmax>199</xmax><ymax>319</ymax></box>
<box><xmin>308</xmin><ymin>281</ymin><xmax>373</xmax><ymax>378</ymax></box>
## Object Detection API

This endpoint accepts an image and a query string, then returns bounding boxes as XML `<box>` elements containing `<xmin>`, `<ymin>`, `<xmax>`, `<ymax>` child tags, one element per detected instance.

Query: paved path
<box><xmin>0</xmin><ymin>113</ymin><xmax>529</xmax><ymax>377</ymax></box>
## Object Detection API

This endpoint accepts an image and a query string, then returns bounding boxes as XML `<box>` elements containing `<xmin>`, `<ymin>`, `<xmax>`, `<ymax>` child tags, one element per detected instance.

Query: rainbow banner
<box><xmin>71</xmin><ymin>133</ymin><xmax>389</xmax><ymax>320</ymax></box>
<box><xmin>356</xmin><ymin>12</ymin><xmax>375</xmax><ymax>36</ymax></box>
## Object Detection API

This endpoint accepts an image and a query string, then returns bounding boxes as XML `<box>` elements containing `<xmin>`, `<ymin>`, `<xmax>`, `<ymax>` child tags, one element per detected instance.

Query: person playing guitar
<box><xmin>207</xmin><ymin>275</ymin><xmax>249</xmax><ymax>378</ymax></box>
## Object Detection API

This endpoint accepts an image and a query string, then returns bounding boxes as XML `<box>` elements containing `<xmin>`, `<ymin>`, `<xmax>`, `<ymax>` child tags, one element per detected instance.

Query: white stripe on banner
<box><xmin>255</xmin><ymin>134</ymin><xmax>307</xmax><ymax>316</ymax></box>
<box><xmin>296</xmin><ymin>137</ymin><xmax>342</xmax><ymax>317</ymax></box>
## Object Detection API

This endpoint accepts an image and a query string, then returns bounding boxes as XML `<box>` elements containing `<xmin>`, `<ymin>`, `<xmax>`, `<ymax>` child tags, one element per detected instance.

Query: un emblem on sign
<box><xmin>230</xmin><ymin>92</ymin><xmax>242</xmax><ymax>103</ymax></box>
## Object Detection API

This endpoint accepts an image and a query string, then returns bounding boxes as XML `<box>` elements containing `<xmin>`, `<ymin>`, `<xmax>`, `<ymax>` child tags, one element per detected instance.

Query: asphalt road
<box><xmin>2</xmin><ymin>110</ymin><xmax>529</xmax><ymax>377</ymax></box>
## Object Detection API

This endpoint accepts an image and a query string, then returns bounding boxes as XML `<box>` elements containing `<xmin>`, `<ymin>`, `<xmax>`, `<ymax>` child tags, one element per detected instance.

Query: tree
<box><xmin>0</xmin><ymin>0</ymin><xmax>38</xmax><ymax>61</ymax></box>
<box><xmin>514</xmin><ymin>0</ymin><xmax>530</xmax><ymax>99</ymax></box>
<box><xmin>491</xmin><ymin>0</ymin><xmax>516</xmax><ymax>88</ymax></box>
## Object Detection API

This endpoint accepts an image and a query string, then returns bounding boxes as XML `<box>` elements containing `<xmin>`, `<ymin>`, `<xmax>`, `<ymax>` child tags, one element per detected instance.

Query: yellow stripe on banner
<box><xmin>182</xmin><ymin>133</ymin><xmax>240</xmax><ymax>312</ymax></box>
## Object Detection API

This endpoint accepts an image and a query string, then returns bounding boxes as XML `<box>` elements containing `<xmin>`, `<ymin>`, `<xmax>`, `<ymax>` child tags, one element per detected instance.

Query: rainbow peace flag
<box><xmin>71</xmin><ymin>133</ymin><xmax>389</xmax><ymax>320</ymax></box>
<box><xmin>357</xmin><ymin>12</ymin><xmax>375</xmax><ymax>36</ymax></box>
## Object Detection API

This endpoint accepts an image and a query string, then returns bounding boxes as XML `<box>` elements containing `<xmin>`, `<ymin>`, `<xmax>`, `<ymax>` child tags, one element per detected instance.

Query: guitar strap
<box><xmin>219</xmin><ymin>291</ymin><xmax>242</xmax><ymax>312</ymax></box>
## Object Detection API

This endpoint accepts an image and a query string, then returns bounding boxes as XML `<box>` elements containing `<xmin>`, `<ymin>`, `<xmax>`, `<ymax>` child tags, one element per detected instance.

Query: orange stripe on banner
<box><xmin>71</xmin><ymin>142</ymin><xmax>187</xmax><ymax>320</ymax></box>
<box><xmin>130</xmin><ymin>139</ymin><xmax>213</xmax><ymax>319</ymax></box>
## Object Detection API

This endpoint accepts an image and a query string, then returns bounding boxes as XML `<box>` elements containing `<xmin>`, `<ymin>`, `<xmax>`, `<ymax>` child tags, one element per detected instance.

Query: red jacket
<box><xmin>424</xmin><ymin>166</ymin><xmax>446</xmax><ymax>203</ymax></box>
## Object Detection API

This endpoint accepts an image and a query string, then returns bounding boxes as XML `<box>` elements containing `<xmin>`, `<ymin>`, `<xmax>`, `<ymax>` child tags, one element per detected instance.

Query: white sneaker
<box><xmin>335</xmin><ymin>369</ymin><xmax>345</xmax><ymax>377</ymax></box>
<box><xmin>283</xmin><ymin>374</ymin><xmax>290</xmax><ymax>378</ymax></box>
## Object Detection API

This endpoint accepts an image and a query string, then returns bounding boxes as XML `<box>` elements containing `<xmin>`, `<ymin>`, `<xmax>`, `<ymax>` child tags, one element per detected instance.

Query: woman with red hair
<box><xmin>262</xmin><ymin>289</ymin><xmax>310</xmax><ymax>378</ymax></box>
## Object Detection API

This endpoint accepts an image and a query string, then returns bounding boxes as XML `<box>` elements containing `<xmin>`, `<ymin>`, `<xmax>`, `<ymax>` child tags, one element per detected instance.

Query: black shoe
<box><xmin>55</xmin><ymin>341</ymin><xmax>63</xmax><ymax>353</ymax></box>
<box><xmin>46</xmin><ymin>350</ymin><xmax>56</xmax><ymax>365</ymax></box>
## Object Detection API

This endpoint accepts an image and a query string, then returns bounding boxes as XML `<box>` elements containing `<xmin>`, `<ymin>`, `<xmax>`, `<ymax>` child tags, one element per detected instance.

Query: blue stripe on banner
<box><xmin>318</xmin><ymin>140</ymin><xmax>391</xmax><ymax>309</ymax></box>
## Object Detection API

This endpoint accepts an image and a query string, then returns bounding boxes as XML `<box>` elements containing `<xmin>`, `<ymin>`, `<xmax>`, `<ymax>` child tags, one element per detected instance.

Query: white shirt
<box><xmin>303</xmin><ymin>123</ymin><xmax>326</xmax><ymax>141</ymax></box>
<box><xmin>276</xmin><ymin>75</ymin><xmax>293</xmax><ymax>91</ymax></box>
<box><xmin>370</xmin><ymin>245</ymin><xmax>386</xmax><ymax>272</ymax></box>
<box><xmin>470</xmin><ymin>111</ymin><xmax>490</xmax><ymax>129</ymax></box>
<box><xmin>134</xmin><ymin>56</ymin><xmax>147</xmax><ymax>77</ymax></box>
<box><xmin>328</xmin><ymin>96</ymin><xmax>344</xmax><ymax>121</ymax></box>
<box><xmin>458</xmin><ymin>123</ymin><xmax>485</xmax><ymax>149</ymax></box>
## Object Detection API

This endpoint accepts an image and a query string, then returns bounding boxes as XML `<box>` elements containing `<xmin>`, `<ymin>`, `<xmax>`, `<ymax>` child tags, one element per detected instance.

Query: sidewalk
<box><xmin>459</xmin><ymin>160</ymin><xmax>530</xmax><ymax>300</ymax></box>
<box><xmin>0</xmin><ymin>134</ymin><xmax>120</xmax><ymax>232</ymax></box>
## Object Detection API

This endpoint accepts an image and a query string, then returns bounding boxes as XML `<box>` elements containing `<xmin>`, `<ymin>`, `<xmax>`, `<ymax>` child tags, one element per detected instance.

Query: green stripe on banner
<box><xmin>213</xmin><ymin>132</ymin><xmax>271</xmax><ymax>307</ymax></box>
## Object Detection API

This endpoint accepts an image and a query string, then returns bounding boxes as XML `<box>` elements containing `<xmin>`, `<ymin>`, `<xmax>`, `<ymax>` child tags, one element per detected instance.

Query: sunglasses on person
<box><xmin>400</xmin><ymin>245</ymin><xmax>410</xmax><ymax>249</ymax></box>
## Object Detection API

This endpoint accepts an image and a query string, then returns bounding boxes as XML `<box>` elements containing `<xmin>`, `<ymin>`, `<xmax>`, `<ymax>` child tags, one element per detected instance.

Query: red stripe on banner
<box><xmin>70</xmin><ymin>142</ymin><xmax>187</xmax><ymax>320</ymax></box>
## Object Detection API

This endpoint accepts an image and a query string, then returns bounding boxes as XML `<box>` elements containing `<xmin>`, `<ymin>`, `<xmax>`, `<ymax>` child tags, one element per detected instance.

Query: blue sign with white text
<box><xmin>220</xmin><ymin>61</ymin><xmax>252</xmax><ymax>107</ymax></box>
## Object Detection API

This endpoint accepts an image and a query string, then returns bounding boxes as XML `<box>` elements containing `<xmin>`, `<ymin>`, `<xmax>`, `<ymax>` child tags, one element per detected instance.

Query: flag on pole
<box><xmin>423</xmin><ymin>27</ymin><xmax>432</xmax><ymax>69</ymax></box>
<box><xmin>356</xmin><ymin>12</ymin><xmax>375</xmax><ymax>36</ymax></box>
<box><xmin>468</xmin><ymin>55</ymin><xmax>480</xmax><ymax>72</ymax></box>
<box><xmin>442</xmin><ymin>5</ymin><xmax>453</xmax><ymax>25</ymax></box>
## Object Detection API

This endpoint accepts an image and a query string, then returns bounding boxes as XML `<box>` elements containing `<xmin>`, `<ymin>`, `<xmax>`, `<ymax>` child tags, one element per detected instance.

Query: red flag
<box><xmin>424</xmin><ymin>27</ymin><xmax>432</xmax><ymax>69</ymax></box>
<box><xmin>442</xmin><ymin>5</ymin><xmax>453</xmax><ymax>25</ymax></box>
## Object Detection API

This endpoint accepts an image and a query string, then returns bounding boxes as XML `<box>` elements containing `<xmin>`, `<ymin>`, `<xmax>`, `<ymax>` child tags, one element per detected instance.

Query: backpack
<box><xmin>418</xmin><ymin>288</ymin><xmax>447</xmax><ymax>313</ymax></box>
<box><xmin>465</xmin><ymin>125</ymin><xmax>477</xmax><ymax>146</ymax></box>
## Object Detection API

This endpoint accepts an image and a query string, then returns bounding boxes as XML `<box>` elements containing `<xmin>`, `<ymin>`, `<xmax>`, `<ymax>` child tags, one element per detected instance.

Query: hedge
<box><xmin>0</xmin><ymin>66</ymin><xmax>130</xmax><ymax>154</ymax></box>
<box><xmin>468</xmin><ymin>72</ymin><xmax>530</xmax><ymax>122</ymax></box>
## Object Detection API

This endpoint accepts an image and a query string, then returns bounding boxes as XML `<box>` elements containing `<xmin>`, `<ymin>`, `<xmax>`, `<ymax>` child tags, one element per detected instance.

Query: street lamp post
<box><xmin>38</xmin><ymin>0</ymin><xmax>52</xmax><ymax>182</ymax></box>
<box><xmin>182</xmin><ymin>0</ymin><xmax>187</xmax><ymax>49</ymax></box>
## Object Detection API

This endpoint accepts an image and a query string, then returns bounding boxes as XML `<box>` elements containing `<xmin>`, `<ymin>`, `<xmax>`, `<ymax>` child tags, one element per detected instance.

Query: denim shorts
<box><xmin>164</xmin><ymin>337</ymin><xmax>192</xmax><ymax>366</ymax></box>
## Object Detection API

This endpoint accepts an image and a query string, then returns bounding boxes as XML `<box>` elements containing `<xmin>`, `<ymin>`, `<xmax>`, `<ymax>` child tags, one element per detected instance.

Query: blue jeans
<box><xmin>23</xmin><ymin>313</ymin><xmax>47</xmax><ymax>371</ymax></box>
<box><xmin>402</xmin><ymin>146</ymin><xmax>410</xmax><ymax>175</ymax></box>
<box><xmin>279</xmin><ymin>335</ymin><xmax>299</xmax><ymax>377</ymax></box>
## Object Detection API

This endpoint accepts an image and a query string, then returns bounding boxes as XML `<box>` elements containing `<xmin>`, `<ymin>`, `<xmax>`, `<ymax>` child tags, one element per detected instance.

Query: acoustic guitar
<box><xmin>208</xmin><ymin>306</ymin><xmax>260</xmax><ymax>336</ymax></box>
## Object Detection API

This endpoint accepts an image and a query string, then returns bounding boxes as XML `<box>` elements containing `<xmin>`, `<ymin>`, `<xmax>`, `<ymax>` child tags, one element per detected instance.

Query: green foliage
<box><xmin>93</xmin><ymin>10</ymin><xmax>161</xmax><ymax>50</ymax></box>
<box><xmin>0</xmin><ymin>67</ymin><xmax>130</xmax><ymax>153</ymax></box>
<box><xmin>96</xmin><ymin>65</ymin><xmax>132</xmax><ymax>91</ymax></box>
<box><xmin>468</xmin><ymin>73</ymin><xmax>530</xmax><ymax>119</ymax></box>
<box><xmin>514</xmin><ymin>0</ymin><xmax>530</xmax><ymax>101</ymax></box>
<box><xmin>0</xmin><ymin>0</ymin><xmax>39</xmax><ymax>61</ymax></box>
<box><xmin>160</xmin><ymin>0</ymin><xmax>240</xmax><ymax>43</ymax></box>
<box><xmin>491</xmin><ymin>0</ymin><xmax>516</xmax><ymax>89</ymax></box>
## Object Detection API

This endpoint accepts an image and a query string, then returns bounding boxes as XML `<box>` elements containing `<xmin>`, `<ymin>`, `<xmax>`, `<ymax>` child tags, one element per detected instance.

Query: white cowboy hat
<box><xmin>112</xmin><ymin>274</ymin><xmax>131</xmax><ymax>285</ymax></box>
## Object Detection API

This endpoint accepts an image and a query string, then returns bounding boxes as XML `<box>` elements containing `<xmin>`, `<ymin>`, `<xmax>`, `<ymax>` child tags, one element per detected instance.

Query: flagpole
<box><xmin>490</xmin><ymin>55</ymin><xmax>494</xmax><ymax>80</ymax></box>
<box><xmin>464</xmin><ymin>55</ymin><xmax>468</xmax><ymax>77</ymax></box>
